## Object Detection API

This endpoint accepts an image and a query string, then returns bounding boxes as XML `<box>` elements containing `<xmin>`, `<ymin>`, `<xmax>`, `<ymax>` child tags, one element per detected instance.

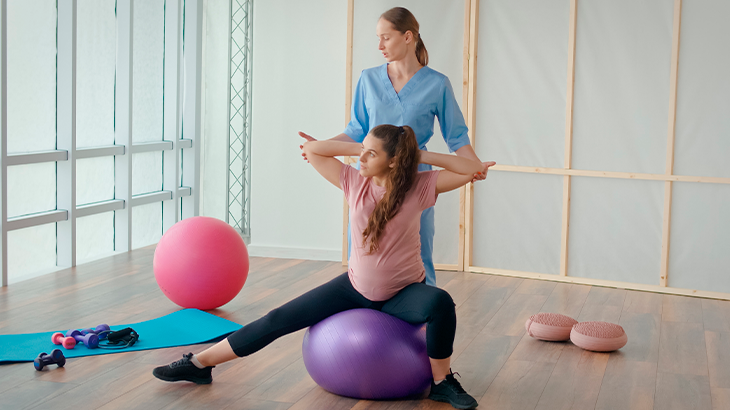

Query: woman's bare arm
<box><xmin>420</xmin><ymin>150</ymin><xmax>495</xmax><ymax>195</ymax></box>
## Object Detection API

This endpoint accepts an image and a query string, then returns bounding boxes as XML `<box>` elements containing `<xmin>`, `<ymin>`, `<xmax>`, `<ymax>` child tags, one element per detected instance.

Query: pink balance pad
<box><xmin>570</xmin><ymin>321</ymin><xmax>627</xmax><ymax>352</ymax></box>
<box><xmin>524</xmin><ymin>313</ymin><xmax>578</xmax><ymax>341</ymax></box>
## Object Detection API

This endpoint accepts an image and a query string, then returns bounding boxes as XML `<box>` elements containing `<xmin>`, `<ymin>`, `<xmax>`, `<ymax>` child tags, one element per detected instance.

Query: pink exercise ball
<box><xmin>153</xmin><ymin>216</ymin><xmax>249</xmax><ymax>310</ymax></box>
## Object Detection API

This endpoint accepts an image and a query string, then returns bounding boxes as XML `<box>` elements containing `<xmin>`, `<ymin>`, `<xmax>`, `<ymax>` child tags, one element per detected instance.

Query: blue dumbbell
<box><xmin>80</xmin><ymin>324</ymin><xmax>111</xmax><ymax>340</ymax></box>
<box><xmin>34</xmin><ymin>349</ymin><xmax>66</xmax><ymax>371</ymax></box>
<box><xmin>65</xmin><ymin>329</ymin><xmax>99</xmax><ymax>348</ymax></box>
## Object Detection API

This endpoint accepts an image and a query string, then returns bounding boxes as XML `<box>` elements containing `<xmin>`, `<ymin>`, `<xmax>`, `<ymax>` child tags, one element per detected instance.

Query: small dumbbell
<box><xmin>65</xmin><ymin>329</ymin><xmax>99</xmax><ymax>349</ymax></box>
<box><xmin>80</xmin><ymin>324</ymin><xmax>111</xmax><ymax>340</ymax></box>
<box><xmin>52</xmin><ymin>332</ymin><xmax>77</xmax><ymax>349</ymax></box>
<box><xmin>34</xmin><ymin>349</ymin><xmax>66</xmax><ymax>371</ymax></box>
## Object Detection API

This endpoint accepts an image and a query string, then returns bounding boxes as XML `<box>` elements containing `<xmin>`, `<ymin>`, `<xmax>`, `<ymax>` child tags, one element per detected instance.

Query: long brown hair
<box><xmin>380</xmin><ymin>7</ymin><xmax>428</xmax><ymax>66</ymax></box>
<box><xmin>362</xmin><ymin>125</ymin><xmax>420</xmax><ymax>254</ymax></box>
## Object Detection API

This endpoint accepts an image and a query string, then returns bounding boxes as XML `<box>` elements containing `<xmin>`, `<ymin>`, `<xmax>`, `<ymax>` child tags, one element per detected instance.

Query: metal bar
<box><xmin>178</xmin><ymin>138</ymin><xmax>192</xmax><ymax>149</ymax></box>
<box><xmin>76</xmin><ymin>199</ymin><xmax>125</xmax><ymax>218</ymax></box>
<box><xmin>177</xmin><ymin>186</ymin><xmax>191</xmax><ymax>197</ymax></box>
<box><xmin>225</xmin><ymin>0</ymin><xmax>232</xmax><ymax>225</ymax></box>
<box><xmin>6</xmin><ymin>210</ymin><xmax>68</xmax><ymax>232</ymax></box>
<box><xmin>130</xmin><ymin>140</ymin><xmax>173</xmax><ymax>154</ymax></box>
<box><xmin>75</xmin><ymin>144</ymin><xmax>125</xmax><ymax>159</ymax></box>
<box><xmin>56</xmin><ymin>0</ymin><xmax>77</xmax><ymax>268</ymax></box>
<box><xmin>243</xmin><ymin>0</ymin><xmax>253</xmax><ymax>240</ymax></box>
<box><xmin>181</xmin><ymin>0</ymin><xmax>202</xmax><ymax>219</ymax></box>
<box><xmin>131</xmin><ymin>190</ymin><xmax>172</xmax><ymax>207</ymax></box>
<box><xmin>6</xmin><ymin>150</ymin><xmax>68</xmax><ymax>166</ymax></box>
<box><xmin>114</xmin><ymin>0</ymin><xmax>133</xmax><ymax>252</ymax></box>
<box><xmin>163</xmin><ymin>0</ymin><xmax>183</xmax><ymax>232</ymax></box>
<box><xmin>1</xmin><ymin>0</ymin><xmax>7</xmax><ymax>286</ymax></box>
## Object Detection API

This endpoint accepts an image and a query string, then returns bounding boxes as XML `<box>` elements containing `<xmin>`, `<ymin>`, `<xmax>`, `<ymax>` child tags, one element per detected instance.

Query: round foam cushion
<box><xmin>570</xmin><ymin>321</ymin><xmax>627</xmax><ymax>352</ymax></box>
<box><xmin>525</xmin><ymin>313</ymin><xmax>578</xmax><ymax>341</ymax></box>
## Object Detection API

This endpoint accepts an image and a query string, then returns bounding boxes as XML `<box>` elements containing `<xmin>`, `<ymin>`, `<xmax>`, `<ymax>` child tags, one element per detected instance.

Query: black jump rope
<box><xmin>94</xmin><ymin>327</ymin><xmax>139</xmax><ymax>349</ymax></box>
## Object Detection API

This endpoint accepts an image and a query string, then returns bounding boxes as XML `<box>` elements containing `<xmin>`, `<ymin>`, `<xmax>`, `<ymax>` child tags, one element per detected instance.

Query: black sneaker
<box><xmin>152</xmin><ymin>353</ymin><xmax>214</xmax><ymax>384</ymax></box>
<box><xmin>428</xmin><ymin>371</ymin><xmax>478</xmax><ymax>409</ymax></box>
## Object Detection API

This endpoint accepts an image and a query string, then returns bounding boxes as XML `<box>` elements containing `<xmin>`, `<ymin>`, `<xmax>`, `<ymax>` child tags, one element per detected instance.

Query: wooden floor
<box><xmin>1</xmin><ymin>247</ymin><xmax>730</xmax><ymax>410</ymax></box>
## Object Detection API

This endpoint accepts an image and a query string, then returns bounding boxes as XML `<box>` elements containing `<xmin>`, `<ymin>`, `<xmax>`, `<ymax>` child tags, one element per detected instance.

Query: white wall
<box><xmin>201</xmin><ymin>0</ymin><xmax>349</xmax><ymax>261</ymax></box>
<box><xmin>248</xmin><ymin>0</ymin><xmax>348</xmax><ymax>260</ymax></box>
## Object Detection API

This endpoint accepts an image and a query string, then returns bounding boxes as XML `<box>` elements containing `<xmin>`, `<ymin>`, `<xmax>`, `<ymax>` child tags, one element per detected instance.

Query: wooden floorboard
<box><xmin>2</xmin><ymin>247</ymin><xmax>729</xmax><ymax>409</ymax></box>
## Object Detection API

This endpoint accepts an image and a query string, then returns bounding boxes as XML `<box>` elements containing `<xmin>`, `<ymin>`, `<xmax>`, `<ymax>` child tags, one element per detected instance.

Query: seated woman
<box><xmin>153</xmin><ymin>124</ymin><xmax>495</xmax><ymax>409</ymax></box>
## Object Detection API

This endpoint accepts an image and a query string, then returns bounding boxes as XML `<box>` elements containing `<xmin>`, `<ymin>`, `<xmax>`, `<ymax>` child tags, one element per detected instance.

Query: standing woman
<box><xmin>300</xmin><ymin>7</ymin><xmax>492</xmax><ymax>286</ymax></box>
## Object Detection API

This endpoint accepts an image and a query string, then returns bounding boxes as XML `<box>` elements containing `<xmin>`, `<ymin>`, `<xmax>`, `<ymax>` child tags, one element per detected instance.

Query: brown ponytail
<box><xmin>361</xmin><ymin>125</ymin><xmax>420</xmax><ymax>254</ymax></box>
<box><xmin>381</xmin><ymin>7</ymin><xmax>428</xmax><ymax>66</ymax></box>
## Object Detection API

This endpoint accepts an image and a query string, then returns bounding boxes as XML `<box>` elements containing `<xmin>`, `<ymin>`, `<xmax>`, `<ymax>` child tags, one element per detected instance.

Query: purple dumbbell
<box><xmin>34</xmin><ymin>349</ymin><xmax>66</xmax><ymax>371</ymax></box>
<box><xmin>80</xmin><ymin>324</ymin><xmax>111</xmax><ymax>340</ymax></box>
<box><xmin>65</xmin><ymin>329</ymin><xmax>99</xmax><ymax>348</ymax></box>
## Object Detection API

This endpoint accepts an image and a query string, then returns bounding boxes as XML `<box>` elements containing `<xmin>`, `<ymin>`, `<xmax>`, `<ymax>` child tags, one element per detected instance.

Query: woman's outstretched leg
<box><xmin>152</xmin><ymin>272</ymin><xmax>370</xmax><ymax>384</ymax></box>
<box><xmin>381</xmin><ymin>283</ymin><xmax>478</xmax><ymax>409</ymax></box>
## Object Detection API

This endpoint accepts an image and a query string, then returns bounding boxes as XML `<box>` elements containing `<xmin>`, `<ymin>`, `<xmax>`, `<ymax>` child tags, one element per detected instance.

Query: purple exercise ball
<box><xmin>302</xmin><ymin>309</ymin><xmax>432</xmax><ymax>399</ymax></box>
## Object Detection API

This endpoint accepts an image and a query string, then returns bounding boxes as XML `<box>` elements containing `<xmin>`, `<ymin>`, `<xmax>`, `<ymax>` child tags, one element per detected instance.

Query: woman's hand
<box><xmin>299</xmin><ymin>131</ymin><xmax>317</xmax><ymax>162</ymax></box>
<box><xmin>471</xmin><ymin>161</ymin><xmax>496</xmax><ymax>183</ymax></box>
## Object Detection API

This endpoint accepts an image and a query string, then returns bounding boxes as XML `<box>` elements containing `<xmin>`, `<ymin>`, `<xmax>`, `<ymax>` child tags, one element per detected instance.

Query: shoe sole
<box><xmin>428</xmin><ymin>394</ymin><xmax>478</xmax><ymax>409</ymax></box>
<box><xmin>153</xmin><ymin>372</ymin><xmax>212</xmax><ymax>385</ymax></box>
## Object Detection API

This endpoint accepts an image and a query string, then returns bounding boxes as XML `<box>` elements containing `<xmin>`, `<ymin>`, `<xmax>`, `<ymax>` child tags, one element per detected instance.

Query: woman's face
<box><xmin>376</xmin><ymin>18</ymin><xmax>410</xmax><ymax>62</ymax></box>
<box><xmin>359</xmin><ymin>134</ymin><xmax>394</xmax><ymax>178</ymax></box>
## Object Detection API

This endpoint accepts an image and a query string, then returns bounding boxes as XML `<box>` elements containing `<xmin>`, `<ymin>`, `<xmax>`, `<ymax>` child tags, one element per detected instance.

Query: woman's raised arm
<box><xmin>419</xmin><ymin>150</ymin><xmax>495</xmax><ymax>195</ymax></box>
<box><xmin>301</xmin><ymin>139</ymin><xmax>362</xmax><ymax>189</ymax></box>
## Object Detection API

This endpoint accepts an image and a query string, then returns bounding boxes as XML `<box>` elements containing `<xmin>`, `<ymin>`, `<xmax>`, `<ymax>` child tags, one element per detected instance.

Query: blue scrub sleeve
<box><xmin>343</xmin><ymin>72</ymin><xmax>369</xmax><ymax>143</ymax></box>
<box><xmin>437</xmin><ymin>77</ymin><xmax>471</xmax><ymax>153</ymax></box>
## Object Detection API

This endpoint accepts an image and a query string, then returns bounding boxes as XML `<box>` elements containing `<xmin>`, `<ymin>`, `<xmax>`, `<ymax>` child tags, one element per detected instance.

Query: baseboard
<box><xmin>247</xmin><ymin>245</ymin><xmax>341</xmax><ymax>262</ymax></box>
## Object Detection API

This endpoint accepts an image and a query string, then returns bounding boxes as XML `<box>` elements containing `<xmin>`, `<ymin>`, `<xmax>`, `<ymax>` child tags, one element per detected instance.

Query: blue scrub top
<box><xmin>343</xmin><ymin>64</ymin><xmax>471</xmax><ymax>153</ymax></box>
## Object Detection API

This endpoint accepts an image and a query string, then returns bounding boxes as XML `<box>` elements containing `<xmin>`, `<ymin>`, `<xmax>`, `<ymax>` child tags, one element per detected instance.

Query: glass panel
<box><xmin>77</xmin><ymin>0</ymin><xmax>116</xmax><ymax>148</ymax></box>
<box><xmin>132</xmin><ymin>0</ymin><xmax>165</xmax><ymax>143</ymax></box>
<box><xmin>132</xmin><ymin>152</ymin><xmax>163</xmax><ymax>195</ymax></box>
<box><xmin>133</xmin><ymin>202</ymin><xmax>162</xmax><ymax>249</ymax></box>
<box><xmin>7</xmin><ymin>0</ymin><xmax>57</xmax><ymax>153</ymax></box>
<box><xmin>7</xmin><ymin>163</ymin><xmax>56</xmax><ymax>218</ymax></box>
<box><xmin>76</xmin><ymin>157</ymin><xmax>114</xmax><ymax>205</ymax></box>
<box><xmin>77</xmin><ymin>212</ymin><xmax>114</xmax><ymax>263</ymax></box>
<box><xmin>8</xmin><ymin>224</ymin><xmax>57</xmax><ymax>284</ymax></box>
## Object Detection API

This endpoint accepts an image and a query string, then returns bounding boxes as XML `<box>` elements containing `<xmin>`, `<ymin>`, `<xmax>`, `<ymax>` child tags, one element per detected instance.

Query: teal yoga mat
<box><xmin>0</xmin><ymin>309</ymin><xmax>243</xmax><ymax>364</ymax></box>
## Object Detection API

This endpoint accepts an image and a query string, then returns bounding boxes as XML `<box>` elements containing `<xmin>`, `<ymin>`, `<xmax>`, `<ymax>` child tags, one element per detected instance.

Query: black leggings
<box><xmin>226</xmin><ymin>272</ymin><xmax>456</xmax><ymax>360</ymax></box>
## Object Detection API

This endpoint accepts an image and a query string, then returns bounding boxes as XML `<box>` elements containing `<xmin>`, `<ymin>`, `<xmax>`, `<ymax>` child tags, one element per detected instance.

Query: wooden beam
<box><xmin>560</xmin><ymin>0</ymin><xmax>578</xmax><ymax>276</ymax></box>
<box><xmin>490</xmin><ymin>164</ymin><xmax>730</xmax><ymax>185</ymax></box>
<box><xmin>341</xmin><ymin>0</ymin><xmax>354</xmax><ymax>266</ymax></box>
<box><xmin>434</xmin><ymin>263</ymin><xmax>460</xmax><ymax>272</ymax></box>
<box><xmin>660</xmin><ymin>0</ymin><xmax>683</xmax><ymax>287</ymax></box>
<box><xmin>467</xmin><ymin>265</ymin><xmax>730</xmax><ymax>301</ymax></box>
<box><xmin>463</xmin><ymin>0</ymin><xmax>479</xmax><ymax>270</ymax></box>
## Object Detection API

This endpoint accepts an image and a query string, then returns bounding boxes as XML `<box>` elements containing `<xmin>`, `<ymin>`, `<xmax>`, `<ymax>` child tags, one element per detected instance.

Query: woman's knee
<box><xmin>430</xmin><ymin>288</ymin><xmax>455</xmax><ymax>312</ymax></box>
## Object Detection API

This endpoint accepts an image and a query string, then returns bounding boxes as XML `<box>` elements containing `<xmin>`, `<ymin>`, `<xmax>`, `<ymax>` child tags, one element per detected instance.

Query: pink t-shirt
<box><xmin>340</xmin><ymin>163</ymin><xmax>439</xmax><ymax>301</ymax></box>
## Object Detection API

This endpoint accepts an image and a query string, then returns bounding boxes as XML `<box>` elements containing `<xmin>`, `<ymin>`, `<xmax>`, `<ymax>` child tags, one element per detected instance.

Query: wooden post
<box><xmin>660</xmin><ymin>0</ymin><xmax>683</xmax><ymax>287</ymax></box>
<box><xmin>463</xmin><ymin>0</ymin><xmax>479</xmax><ymax>271</ymax></box>
<box><xmin>341</xmin><ymin>0</ymin><xmax>354</xmax><ymax>266</ymax></box>
<box><xmin>457</xmin><ymin>0</ymin><xmax>472</xmax><ymax>272</ymax></box>
<box><xmin>559</xmin><ymin>0</ymin><xmax>578</xmax><ymax>277</ymax></box>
